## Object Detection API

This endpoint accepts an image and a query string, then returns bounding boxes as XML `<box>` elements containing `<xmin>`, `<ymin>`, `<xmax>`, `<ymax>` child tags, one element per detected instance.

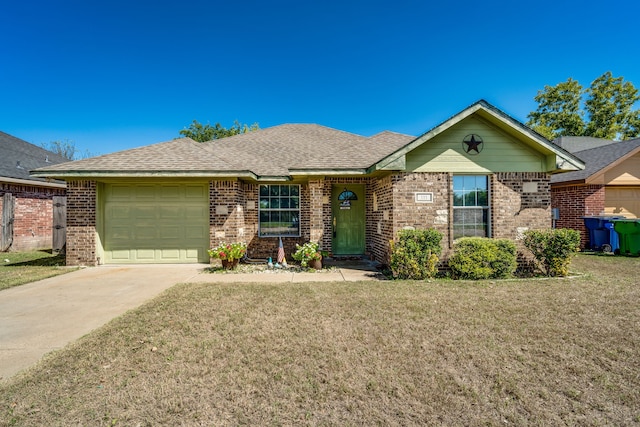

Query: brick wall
<box><xmin>379</xmin><ymin>172</ymin><xmax>552</xmax><ymax>265</ymax></box>
<box><xmin>65</xmin><ymin>180</ymin><xmax>97</xmax><ymax>266</ymax></box>
<box><xmin>551</xmin><ymin>184</ymin><xmax>605</xmax><ymax>248</ymax></box>
<box><xmin>387</xmin><ymin>172</ymin><xmax>451</xmax><ymax>260</ymax></box>
<box><xmin>492</xmin><ymin>173</ymin><xmax>551</xmax><ymax>257</ymax></box>
<box><xmin>0</xmin><ymin>182</ymin><xmax>66</xmax><ymax>251</ymax></box>
<box><xmin>209</xmin><ymin>180</ymin><xmax>245</xmax><ymax>246</ymax></box>
<box><xmin>368</xmin><ymin>175</ymin><xmax>394</xmax><ymax>263</ymax></box>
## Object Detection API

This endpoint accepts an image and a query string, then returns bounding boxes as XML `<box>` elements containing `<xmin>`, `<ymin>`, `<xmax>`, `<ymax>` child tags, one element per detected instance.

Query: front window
<box><xmin>453</xmin><ymin>175</ymin><xmax>489</xmax><ymax>239</ymax></box>
<box><xmin>259</xmin><ymin>184</ymin><xmax>300</xmax><ymax>237</ymax></box>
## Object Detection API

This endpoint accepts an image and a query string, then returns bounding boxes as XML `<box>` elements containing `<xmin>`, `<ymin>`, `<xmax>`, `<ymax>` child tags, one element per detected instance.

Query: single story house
<box><xmin>1</xmin><ymin>131</ymin><xmax>68</xmax><ymax>251</ymax></box>
<box><xmin>551</xmin><ymin>136</ymin><xmax>640</xmax><ymax>248</ymax></box>
<box><xmin>33</xmin><ymin>100</ymin><xmax>584</xmax><ymax>266</ymax></box>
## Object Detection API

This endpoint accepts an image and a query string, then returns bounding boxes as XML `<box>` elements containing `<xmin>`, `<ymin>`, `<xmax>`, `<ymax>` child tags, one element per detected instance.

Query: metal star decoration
<box><xmin>463</xmin><ymin>134</ymin><xmax>483</xmax><ymax>154</ymax></box>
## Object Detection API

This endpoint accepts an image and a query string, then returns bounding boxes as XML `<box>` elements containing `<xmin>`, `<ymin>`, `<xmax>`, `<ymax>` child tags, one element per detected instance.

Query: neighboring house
<box><xmin>33</xmin><ymin>100</ymin><xmax>584</xmax><ymax>266</ymax></box>
<box><xmin>0</xmin><ymin>131</ymin><xmax>68</xmax><ymax>251</ymax></box>
<box><xmin>551</xmin><ymin>136</ymin><xmax>640</xmax><ymax>248</ymax></box>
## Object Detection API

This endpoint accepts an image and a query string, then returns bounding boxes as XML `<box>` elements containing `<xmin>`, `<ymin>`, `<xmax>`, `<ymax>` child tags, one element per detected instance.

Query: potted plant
<box><xmin>208</xmin><ymin>241</ymin><xmax>247</xmax><ymax>269</ymax></box>
<box><xmin>292</xmin><ymin>241</ymin><xmax>323</xmax><ymax>269</ymax></box>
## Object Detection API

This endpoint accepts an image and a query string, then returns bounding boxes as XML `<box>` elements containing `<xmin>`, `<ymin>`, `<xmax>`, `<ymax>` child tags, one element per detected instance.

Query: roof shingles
<box><xmin>35</xmin><ymin>125</ymin><xmax>415</xmax><ymax>178</ymax></box>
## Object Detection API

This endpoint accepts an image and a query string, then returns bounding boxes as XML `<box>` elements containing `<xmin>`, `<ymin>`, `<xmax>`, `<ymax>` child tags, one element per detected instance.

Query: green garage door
<box><xmin>103</xmin><ymin>183</ymin><xmax>209</xmax><ymax>263</ymax></box>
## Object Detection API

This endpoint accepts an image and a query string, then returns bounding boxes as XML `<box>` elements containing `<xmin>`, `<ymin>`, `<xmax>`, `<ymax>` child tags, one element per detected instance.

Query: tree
<box><xmin>41</xmin><ymin>139</ymin><xmax>95</xmax><ymax>160</ymax></box>
<box><xmin>527</xmin><ymin>72</ymin><xmax>640</xmax><ymax>141</ymax></box>
<box><xmin>179</xmin><ymin>120</ymin><xmax>259</xmax><ymax>142</ymax></box>
<box><xmin>526</xmin><ymin>78</ymin><xmax>585</xmax><ymax>140</ymax></box>
<box><xmin>584</xmin><ymin>72</ymin><xmax>640</xmax><ymax>140</ymax></box>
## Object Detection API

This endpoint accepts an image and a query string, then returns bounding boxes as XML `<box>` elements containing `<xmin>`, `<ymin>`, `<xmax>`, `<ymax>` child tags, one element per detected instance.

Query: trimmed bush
<box><xmin>448</xmin><ymin>237</ymin><xmax>517</xmax><ymax>280</ymax></box>
<box><xmin>523</xmin><ymin>228</ymin><xmax>580</xmax><ymax>277</ymax></box>
<box><xmin>390</xmin><ymin>229</ymin><xmax>442</xmax><ymax>280</ymax></box>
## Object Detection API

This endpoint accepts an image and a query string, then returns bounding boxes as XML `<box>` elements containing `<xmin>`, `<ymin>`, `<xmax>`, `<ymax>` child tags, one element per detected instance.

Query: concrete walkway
<box><xmin>0</xmin><ymin>260</ymin><xmax>384</xmax><ymax>381</ymax></box>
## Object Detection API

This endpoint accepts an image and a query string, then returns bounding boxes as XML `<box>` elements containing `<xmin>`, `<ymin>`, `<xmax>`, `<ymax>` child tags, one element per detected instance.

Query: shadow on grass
<box><xmin>2</xmin><ymin>251</ymin><xmax>66</xmax><ymax>267</ymax></box>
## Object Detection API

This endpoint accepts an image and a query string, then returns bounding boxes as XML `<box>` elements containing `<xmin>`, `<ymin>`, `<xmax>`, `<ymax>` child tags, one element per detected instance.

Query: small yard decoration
<box><xmin>208</xmin><ymin>242</ymin><xmax>247</xmax><ymax>269</ymax></box>
<box><xmin>292</xmin><ymin>241</ymin><xmax>323</xmax><ymax>269</ymax></box>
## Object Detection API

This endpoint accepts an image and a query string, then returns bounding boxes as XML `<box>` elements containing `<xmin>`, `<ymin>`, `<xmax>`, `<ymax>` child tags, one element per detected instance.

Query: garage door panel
<box><xmin>110</xmin><ymin>226</ymin><xmax>132</xmax><ymax>240</ymax></box>
<box><xmin>135</xmin><ymin>185</ymin><xmax>156</xmax><ymax>198</ymax></box>
<box><xmin>135</xmin><ymin>226</ymin><xmax>158</xmax><ymax>240</ymax></box>
<box><xmin>162</xmin><ymin>186</ymin><xmax>180</xmax><ymax>198</ymax></box>
<box><xmin>185</xmin><ymin>225</ymin><xmax>208</xmax><ymax>239</ymax></box>
<box><xmin>104</xmin><ymin>183</ymin><xmax>209</xmax><ymax>264</ymax></box>
<box><xmin>159</xmin><ymin>249</ymin><xmax>181</xmax><ymax>259</ymax></box>
<box><xmin>110</xmin><ymin>249</ymin><xmax>132</xmax><ymax>261</ymax></box>
<box><xmin>186</xmin><ymin>185</ymin><xmax>206</xmax><ymax>199</ymax></box>
<box><xmin>110</xmin><ymin>206</ymin><xmax>131</xmax><ymax>219</ymax></box>
<box><xmin>160</xmin><ymin>206</ymin><xmax>181</xmax><ymax>219</ymax></box>
<box><xmin>110</xmin><ymin>185</ymin><xmax>132</xmax><ymax>199</ymax></box>
<box><xmin>133</xmin><ymin>206</ymin><xmax>155</xmax><ymax>219</ymax></box>
<box><xmin>136</xmin><ymin>249</ymin><xmax>157</xmax><ymax>260</ymax></box>
<box><xmin>185</xmin><ymin>206</ymin><xmax>207</xmax><ymax>218</ymax></box>
<box><xmin>160</xmin><ymin>226</ymin><xmax>180</xmax><ymax>239</ymax></box>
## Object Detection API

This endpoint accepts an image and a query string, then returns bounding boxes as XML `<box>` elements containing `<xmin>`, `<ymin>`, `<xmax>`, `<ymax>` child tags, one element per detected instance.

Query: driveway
<box><xmin>0</xmin><ymin>260</ymin><xmax>383</xmax><ymax>381</ymax></box>
<box><xmin>0</xmin><ymin>264</ymin><xmax>204</xmax><ymax>381</ymax></box>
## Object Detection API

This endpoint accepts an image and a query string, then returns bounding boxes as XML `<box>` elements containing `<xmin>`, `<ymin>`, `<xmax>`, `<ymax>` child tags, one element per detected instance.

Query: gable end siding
<box><xmin>405</xmin><ymin>116</ymin><xmax>547</xmax><ymax>173</ymax></box>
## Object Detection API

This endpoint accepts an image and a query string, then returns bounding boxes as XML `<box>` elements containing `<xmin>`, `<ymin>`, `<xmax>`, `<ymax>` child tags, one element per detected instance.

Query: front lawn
<box><xmin>0</xmin><ymin>251</ymin><xmax>75</xmax><ymax>291</ymax></box>
<box><xmin>1</xmin><ymin>254</ymin><xmax>639</xmax><ymax>425</ymax></box>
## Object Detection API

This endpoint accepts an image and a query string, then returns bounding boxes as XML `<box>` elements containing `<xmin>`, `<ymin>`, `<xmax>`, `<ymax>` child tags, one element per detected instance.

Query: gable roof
<box><xmin>34</xmin><ymin>125</ymin><xmax>414</xmax><ymax>180</ymax></box>
<box><xmin>370</xmin><ymin>100</ymin><xmax>584</xmax><ymax>173</ymax></box>
<box><xmin>0</xmin><ymin>131</ymin><xmax>68</xmax><ymax>186</ymax></box>
<box><xmin>33</xmin><ymin>100</ymin><xmax>585</xmax><ymax>181</ymax></box>
<box><xmin>550</xmin><ymin>137</ymin><xmax>640</xmax><ymax>185</ymax></box>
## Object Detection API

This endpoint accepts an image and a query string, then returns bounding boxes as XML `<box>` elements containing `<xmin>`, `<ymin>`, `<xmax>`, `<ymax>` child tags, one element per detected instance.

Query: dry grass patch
<box><xmin>2</xmin><ymin>254</ymin><xmax>640</xmax><ymax>425</ymax></box>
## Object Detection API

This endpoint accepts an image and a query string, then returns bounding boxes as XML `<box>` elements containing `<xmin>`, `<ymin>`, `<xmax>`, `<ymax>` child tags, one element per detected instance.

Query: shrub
<box><xmin>448</xmin><ymin>238</ymin><xmax>517</xmax><ymax>280</ymax></box>
<box><xmin>523</xmin><ymin>228</ymin><xmax>580</xmax><ymax>277</ymax></box>
<box><xmin>389</xmin><ymin>229</ymin><xmax>442</xmax><ymax>279</ymax></box>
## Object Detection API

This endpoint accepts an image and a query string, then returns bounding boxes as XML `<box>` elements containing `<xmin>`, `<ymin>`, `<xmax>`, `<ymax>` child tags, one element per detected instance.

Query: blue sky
<box><xmin>2</xmin><ymin>0</ymin><xmax>640</xmax><ymax>156</ymax></box>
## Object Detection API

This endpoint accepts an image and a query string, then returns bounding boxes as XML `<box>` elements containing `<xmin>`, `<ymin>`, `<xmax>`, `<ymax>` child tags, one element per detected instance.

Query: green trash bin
<box><xmin>612</xmin><ymin>219</ymin><xmax>640</xmax><ymax>256</ymax></box>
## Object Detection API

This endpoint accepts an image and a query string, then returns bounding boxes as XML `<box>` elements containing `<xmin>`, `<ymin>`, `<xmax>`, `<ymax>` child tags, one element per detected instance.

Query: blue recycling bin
<box><xmin>582</xmin><ymin>216</ymin><xmax>624</xmax><ymax>252</ymax></box>
<box><xmin>603</xmin><ymin>221</ymin><xmax>621</xmax><ymax>253</ymax></box>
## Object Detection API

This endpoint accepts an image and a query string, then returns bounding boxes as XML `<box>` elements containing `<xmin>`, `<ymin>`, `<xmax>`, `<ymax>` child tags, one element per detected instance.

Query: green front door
<box><xmin>332</xmin><ymin>184</ymin><xmax>365</xmax><ymax>255</ymax></box>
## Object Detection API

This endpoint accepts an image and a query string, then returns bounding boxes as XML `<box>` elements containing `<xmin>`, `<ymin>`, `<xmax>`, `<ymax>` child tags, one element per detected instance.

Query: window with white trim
<box><xmin>453</xmin><ymin>175</ymin><xmax>489</xmax><ymax>239</ymax></box>
<box><xmin>259</xmin><ymin>184</ymin><xmax>300</xmax><ymax>237</ymax></box>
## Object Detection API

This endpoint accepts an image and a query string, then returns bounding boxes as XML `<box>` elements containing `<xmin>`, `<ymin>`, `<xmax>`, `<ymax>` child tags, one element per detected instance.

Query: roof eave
<box><xmin>289</xmin><ymin>168</ymin><xmax>369</xmax><ymax>177</ymax></box>
<box><xmin>0</xmin><ymin>175</ymin><xmax>66</xmax><ymax>189</ymax></box>
<box><xmin>31</xmin><ymin>170</ymin><xmax>259</xmax><ymax>180</ymax></box>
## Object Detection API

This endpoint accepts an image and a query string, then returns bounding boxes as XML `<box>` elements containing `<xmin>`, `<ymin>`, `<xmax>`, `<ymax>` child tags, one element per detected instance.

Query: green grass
<box><xmin>1</xmin><ymin>254</ymin><xmax>639</xmax><ymax>425</ymax></box>
<box><xmin>0</xmin><ymin>251</ymin><xmax>76</xmax><ymax>291</ymax></box>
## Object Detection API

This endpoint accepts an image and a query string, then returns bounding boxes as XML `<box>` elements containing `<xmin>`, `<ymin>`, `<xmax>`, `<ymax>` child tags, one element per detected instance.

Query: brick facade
<box><xmin>65</xmin><ymin>180</ymin><xmax>97</xmax><ymax>266</ymax></box>
<box><xmin>492</xmin><ymin>172</ymin><xmax>551</xmax><ymax>255</ymax></box>
<box><xmin>0</xmin><ymin>182</ymin><xmax>66</xmax><ymax>251</ymax></box>
<box><xmin>551</xmin><ymin>184</ymin><xmax>605</xmax><ymax>248</ymax></box>
<box><xmin>371</xmin><ymin>172</ymin><xmax>552</xmax><ymax>264</ymax></box>
<box><xmin>62</xmin><ymin>172</ymin><xmax>556</xmax><ymax>266</ymax></box>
